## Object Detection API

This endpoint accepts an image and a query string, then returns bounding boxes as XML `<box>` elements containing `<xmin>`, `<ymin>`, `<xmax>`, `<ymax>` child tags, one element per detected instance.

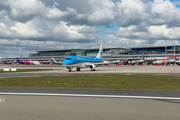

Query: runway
<box><xmin>0</xmin><ymin>88</ymin><xmax>180</xmax><ymax>120</ymax></box>
<box><xmin>0</xmin><ymin>95</ymin><xmax>180</xmax><ymax>120</ymax></box>
<box><xmin>0</xmin><ymin>95</ymin><xmax>176</xmax><ymax>120</ymax></box>
<box><xmin>1</xmin><ymin>87</ymin><xmax>180</xmax><ymax>97</ymax></box>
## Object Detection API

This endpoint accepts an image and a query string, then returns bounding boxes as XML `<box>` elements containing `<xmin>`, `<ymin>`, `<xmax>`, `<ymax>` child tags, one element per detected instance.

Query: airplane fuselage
<box><xmin>16</xmin><ymin>57</ymin><xmax>40</xmax><ymax>65</ymax></box>
<box><xmin>62</xmin><ymin>44</ymin><xmax>103</xmax><ymax>72</ymax></box>
<box><xmin>62</xmin><ymin>56</ymin><xmax>103</xmax><ymax>67</ymax></box>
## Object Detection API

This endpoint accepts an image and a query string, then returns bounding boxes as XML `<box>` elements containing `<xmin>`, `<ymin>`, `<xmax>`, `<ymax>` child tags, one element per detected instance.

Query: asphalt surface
<box><xmin>1</xmin><ymin>65</ymin><xmax>180</xmax><ymax>78</ymax></box>
<box><xmin>0</xmin><ymin>88</ymin><xmax>180</xmax><ymax>120</ymax></box>
<box><xmin>1</xmin><ymin>72</ymin><xmax>180</xmax><ymax>78</ymax></box>
<box><xmin>0</xmin><ymin>87</ymin><xmax>180</xmax><ymax>98</ymax></box>
<box><xmin>0</xmin><ymin>95</ymin><xmax>180</xmax><ymax>120</ymax></box>
<box><xmin>0</xmin><ymin>65</ymin><xmax>180</xmax><ymax>119</ymax></box>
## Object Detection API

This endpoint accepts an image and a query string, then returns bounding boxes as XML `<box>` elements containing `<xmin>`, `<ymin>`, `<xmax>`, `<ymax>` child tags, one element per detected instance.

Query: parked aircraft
<box><xmin>31</xmin><ymin>61</ymin><xmax>41</xmax><ymax>65</ymax></box>
<box><xmin>175</xmin><ymin>60</ymin><xmax>180</xmax><ymax>65</ymax></box>
<box><xmin>52</xmin><ymin>57</ymin><xmax>62</xmax><ymax>65</ymax></box>
<box><xmin>16</xmin><ymin>57</ymin><xmax>30</xmax><ymax>64</ymax></box>
<box><xmin>153</xmin><ymin>59</ymin><xmax>175</xmax><ymax>65</ymax></box>
<box><xmin>16</xmin><ymin>57</ymin><xmax>40</xmax><ymax>65</ymax></box>
<box><xmin>130</xmin><ymin>60</ymin><xmax>144</xmax><ymax>65</ymax></box>
<box><xmin>62</xmin><ymin>44</ymin><xmax>124</xmax><ymax>72</ymax></box>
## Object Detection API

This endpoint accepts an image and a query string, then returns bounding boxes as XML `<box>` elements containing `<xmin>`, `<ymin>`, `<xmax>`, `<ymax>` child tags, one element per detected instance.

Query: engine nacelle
<box><xmin>90</xmin><ymin>64</ymin><xmax>96</xmax><ymax>70</ymax></box>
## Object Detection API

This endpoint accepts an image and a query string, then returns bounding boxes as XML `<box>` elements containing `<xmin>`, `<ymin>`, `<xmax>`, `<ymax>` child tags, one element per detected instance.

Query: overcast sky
<box><xmin>1</xmin><ymin>0</ymin><xmax>180</xmax><ymax>57</ymax></box>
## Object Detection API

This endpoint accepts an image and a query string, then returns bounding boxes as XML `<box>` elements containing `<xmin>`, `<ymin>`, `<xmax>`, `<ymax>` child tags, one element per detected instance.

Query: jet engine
<box><xmin>90</xmin><ymin>64</ymin><xmax>96</xmax><ymax>71</ymax></box>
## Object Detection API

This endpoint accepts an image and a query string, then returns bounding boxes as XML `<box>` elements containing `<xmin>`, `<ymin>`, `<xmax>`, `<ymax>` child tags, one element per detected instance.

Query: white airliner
<box><xmin>31</xmin><ymin>61</ymin><xmax>41</xmax><ymax>65</ymax></box>
<box><xmin>130</xmin><ymin>60</ymin><xmax>144</xmax><ymax>65</ymax></box>
<box><xmin>153</xmin><ymin>59</ymin><xmax>175</xmax><ymax>65</ymax></box>
<box><xmin>52</xmin><ymin>57</ymin><xmax>62</xmax><ymax>65</ymax></box>
<box><xmin>175</xmin><ymin>60</ymin><xmax>180</xmax><ymax>65</ymax></box>
<box><xmin>62</xmin><ymin>44</ymin><xmax>124</xmax><ymax>72</ymax></box>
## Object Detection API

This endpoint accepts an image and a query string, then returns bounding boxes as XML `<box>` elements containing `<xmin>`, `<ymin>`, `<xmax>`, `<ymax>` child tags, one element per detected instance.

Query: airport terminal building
<box><xmin>28</xmin><ymin>45</ymin><xmax>180</xmax><ymax>60</ymax></box>
<box><xmin>1</xmin><ymin>45</ymin><xmax>180</xmax><ymax>63</ymax></box>
<box><xmin>29</xmin><ymin>47</ymin><xmax>130</xmax><ymax>60</ymax></box>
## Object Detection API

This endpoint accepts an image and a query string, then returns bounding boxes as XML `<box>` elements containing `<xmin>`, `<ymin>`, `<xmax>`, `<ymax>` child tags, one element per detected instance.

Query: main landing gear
<box><xmin>76</xmin><ymin>67</ymin><xmax>81</xmax><ymax>71</ymax></box>
<box><xmin>66</xmin><ymin>67</ymin><xmax>81</xmax><ymax>72</ymax></box>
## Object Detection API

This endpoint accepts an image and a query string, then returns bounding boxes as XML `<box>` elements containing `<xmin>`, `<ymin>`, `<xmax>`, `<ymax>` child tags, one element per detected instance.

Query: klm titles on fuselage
<box><xmin>77</xmin><ymin>57</ymin><xmax>84</xmax><ymax>60</ymax></box>
<box><xmin>76</xmin><ymin>56</ymin><xmax>103</xmax><ymax>62</ymax></box>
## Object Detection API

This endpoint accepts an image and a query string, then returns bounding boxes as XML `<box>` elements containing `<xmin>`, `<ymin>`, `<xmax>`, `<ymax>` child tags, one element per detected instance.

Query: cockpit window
<box><xmin>65</xmin><ymin>58</ymin><xmax>72</xmax><ymax>60</ymax></box>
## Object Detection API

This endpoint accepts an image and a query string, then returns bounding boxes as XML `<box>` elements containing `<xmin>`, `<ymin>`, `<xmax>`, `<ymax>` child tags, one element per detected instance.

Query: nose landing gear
<box><xmin>66</xmin><ymin>67</ymin><xmax>73</xmax><ymax>72</ymax></box>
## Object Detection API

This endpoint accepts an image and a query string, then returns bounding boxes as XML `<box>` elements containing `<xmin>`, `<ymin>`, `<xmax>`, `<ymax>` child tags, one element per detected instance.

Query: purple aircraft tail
<box><xmin>16</xmin><ymin>57</ymin><xmax>20</xmax><ymax>61</ymax></box>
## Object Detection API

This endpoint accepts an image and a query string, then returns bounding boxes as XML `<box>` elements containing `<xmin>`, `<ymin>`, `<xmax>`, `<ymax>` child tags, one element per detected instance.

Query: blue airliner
<box><xmin>62</xmin><ymin>44</ymin><xmax>104</xmax><ymax>72</ymax></box>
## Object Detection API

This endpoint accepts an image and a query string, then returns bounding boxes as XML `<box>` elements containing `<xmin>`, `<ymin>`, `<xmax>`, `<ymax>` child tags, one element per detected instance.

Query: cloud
<box><xmin>103</xmin><ymin>30</ymin><xmax>113</xmax><ymax>34</ymax></box>
<box><xmin>0</xmin><ymin>0</ymin><xmax>45</xmax><ymax>22</ymax></box>
<box><xmin>0</xmin><ymin>0</ymin><xmax>79</xmax><ymax>23</ymax></box>
<box><xmin>115</xmin><ymin>0</ymin><xmax>180</xmax><ymax>27</ymax></box>
<box><xmin>0</xmin><ymin>0</ymin><xmax>116</xmax><ymax>26</ymax></box>
<box><xmin>115</xmin><ymin>24</ymin><xmax>180</xmax><ymax>40</ymax></box>
<box><xmin>78</xmin><ymin>27</ymin><xmax>101</xmax><ymax>33</ymax></box>
<box><xmin>115</xmin><ymin>0</ymin><xmax>148</xmax><ymax>27</ymax></box>
<box><xmin>0</xmin><ymin>18</ymin><xmax>99</xmax><ymax>42</ymax></box>
<box><xmin>172</xmin><ymin>1</ymin><xmax>180</xmax><ymax>5</ymax></box>
<box><xmin>2</xmin><ymin>0</ymin><xmax>180</xmax><ymax>27</ymax></box>
<box><xmin>1</xmin><ymin>0</ymin><xmax>180</xmax><ymax>57</ymax></box>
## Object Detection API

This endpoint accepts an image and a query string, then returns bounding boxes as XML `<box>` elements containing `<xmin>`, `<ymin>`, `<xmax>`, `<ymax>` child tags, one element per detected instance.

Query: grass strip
<box><xmin>0</xmin><ymin>69</ymin><xmax>54</xmax><ymax>73</ymax></box>
<box><xmin>0</xmin><ymin>74</ymin><xmax>180</xmax><ymax>91</ymax></box>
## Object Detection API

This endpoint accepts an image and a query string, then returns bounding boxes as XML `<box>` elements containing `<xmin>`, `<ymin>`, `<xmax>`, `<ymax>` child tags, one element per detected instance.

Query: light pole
<box><xmin>165</xmin><ymin>40</ymin><xmax>167</xmax><ymax>56</ymax></box>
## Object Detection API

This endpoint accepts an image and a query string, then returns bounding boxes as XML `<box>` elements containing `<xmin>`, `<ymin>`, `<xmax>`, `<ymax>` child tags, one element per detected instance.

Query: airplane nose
<box><xmin>62</xmin><ymin>61</ymin><xmax>67</xmax><ymax>65</ymax></box>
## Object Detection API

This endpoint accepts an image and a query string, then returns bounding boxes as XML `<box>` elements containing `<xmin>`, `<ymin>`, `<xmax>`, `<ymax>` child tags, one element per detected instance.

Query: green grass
<box><xmin>0</xmin><ymin>69</ymin><xmax>54</xmax><ymax>73</ymax></box>
<box><xmin>0</xmin><ymin>75</ymin><xmax>180</xmax><ymax>91</ymax></box>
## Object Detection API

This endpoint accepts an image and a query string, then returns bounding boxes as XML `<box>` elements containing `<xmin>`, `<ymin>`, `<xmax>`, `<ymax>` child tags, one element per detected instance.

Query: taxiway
<box><xmin>1</xmin><ymin>65</ymin><xmax>180</xmax><ymax>78</ymax></box>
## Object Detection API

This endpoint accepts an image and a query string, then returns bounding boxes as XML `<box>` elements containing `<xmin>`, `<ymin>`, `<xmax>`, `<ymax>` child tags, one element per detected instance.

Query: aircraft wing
<box><xmin>82</xmin><ymin>62</ymin><xmax>103</xmax><ymax>67</ymax></box>
<box><xmin>105</xmin><ymin>58</ymin><xmax>129</xmax><ymax>64</ymax></box>
<box><xmin>83</xmin><ymin>60</ymin><xmax>127</xmax><ymax>67</ymax></box>
<box><xmin>110</xmin><ymin>61</ymin><xmax>125</xmax><ymax>64</ymax></box>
